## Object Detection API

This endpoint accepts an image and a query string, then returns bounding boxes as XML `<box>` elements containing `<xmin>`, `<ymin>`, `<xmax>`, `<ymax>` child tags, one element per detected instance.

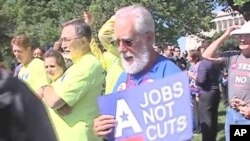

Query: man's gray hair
<box><xmin>115</xmin><ymin>5</ymin><xmax>155</xmax><ymax>36</ymax></box>
<box><xmin>62</xmin><ymin>18</ymin><xmax>92</xmax><ymax>41</ymax></box>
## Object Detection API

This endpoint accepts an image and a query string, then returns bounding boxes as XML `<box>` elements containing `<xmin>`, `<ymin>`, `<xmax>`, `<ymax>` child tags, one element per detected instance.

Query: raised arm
<box><xmin>98</xmin><ymin>16</ymin><xmax>120</xmax><ymax>57</ymax></box>
<box><xmin>202</xmin><ymin>26</ymin><xmax>238</xmax><ymax>63</ymax></box>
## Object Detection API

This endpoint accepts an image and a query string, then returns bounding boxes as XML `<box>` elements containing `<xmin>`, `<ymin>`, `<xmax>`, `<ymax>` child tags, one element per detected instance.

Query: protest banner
<box><xmin>98</xmin><ymin>72</ymin><xmax>192</xmax><ymax>141</ymax></box>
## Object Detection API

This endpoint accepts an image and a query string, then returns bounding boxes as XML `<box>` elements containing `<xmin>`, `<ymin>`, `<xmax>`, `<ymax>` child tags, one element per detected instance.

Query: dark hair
<box><xmin>163</xmin><ymin>43</ymin><xmax>173</xmax><ymax>50</ymax></box>
<box><xmin>0</xmin><ymin>70</ymin><xmax>57</xmax><ymax>141</ymax></box>
<box><xmin>174</xmin><ymin>46</ymin><xmax>181</xmax><ymax>50</ymax></box>
<box><xmin>44</xmin><ymin>50</ymin><xmax>66</xmax><ymax>71</ymax></box>
<box><xmin>201</xmin><ymin>39</ymin><xmax>211</xmax><ymax>49</ymax></box>
<box><xmin>62</xmin><ymin>18</ymin><xmax>92</xmax><ymax>41</ymax></box>
<box><xmin>188</xmin><ymin>50</ymin><xmax>201</xmax><ymax>63</ymax></box>
<box><xmin>34</xmin><ymin>47</ymin><xmax>45</xmax><ymax>54</ymax></box>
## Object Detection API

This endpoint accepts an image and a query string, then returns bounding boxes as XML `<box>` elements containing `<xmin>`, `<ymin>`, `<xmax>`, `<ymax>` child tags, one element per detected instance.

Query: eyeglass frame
<box><xmin>112</xmin><ymin>31</ymin><xmax>150</xmax><ymax>48</ymax></box>
<box><xmin>60</xmin><ymin>36</ymin><xmax>84</xmax><ymax>43</ymax></box>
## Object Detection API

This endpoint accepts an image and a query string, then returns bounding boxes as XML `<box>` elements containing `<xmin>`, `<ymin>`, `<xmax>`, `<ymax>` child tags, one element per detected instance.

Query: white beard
<box><xmin>121</xmin><ymin>44</ymin><xmax>150</xmax><ymax>74</ymax></box>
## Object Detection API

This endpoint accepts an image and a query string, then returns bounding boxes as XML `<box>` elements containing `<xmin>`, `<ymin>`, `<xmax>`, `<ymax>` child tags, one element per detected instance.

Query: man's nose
<box><xmin>61</xmin><ymin>45</ymin><xmax>67</xmax><ymax>51</ymax></box>
<box><xmin>118</xmin><ymin>44</ymin><xmax>128</xmax><ymax>53</ymax></box>
<box><xmin>46</xmin><ymin>68</ymin><xmax>52</xmax><ymax>74</ymax></box>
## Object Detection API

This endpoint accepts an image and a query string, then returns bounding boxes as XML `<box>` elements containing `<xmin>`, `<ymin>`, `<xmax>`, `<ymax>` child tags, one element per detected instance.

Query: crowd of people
<box><xmin>0</xmin><ymin>3</ymin><xmax>250</xmax><ymax>141</ymax></box>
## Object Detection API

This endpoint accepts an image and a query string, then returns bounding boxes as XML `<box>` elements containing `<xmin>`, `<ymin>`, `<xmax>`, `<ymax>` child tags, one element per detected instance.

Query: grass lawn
<box><xmin>192</xmin><ymin>101</ymin><xmax>227</xmax><ymax>141</ymax></box>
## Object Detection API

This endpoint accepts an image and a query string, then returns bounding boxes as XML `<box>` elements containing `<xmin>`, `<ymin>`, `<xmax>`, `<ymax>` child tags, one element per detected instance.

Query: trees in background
<box><xmin>0</xmin><ymin>0</ymin><xmax>249</xmax><ymax>66</ymax></box>
<box><xmin>218</xmin><ymin>0</ymin><xmax>250</xmax><ymax>21</ymax></box>
<box><xmin>0</xmin><ymin>0</ymin><xmax>216</xmax><ymax>46</ymax></box>
<box><xmin>209</xmin><ymin>0</ymin><xmax>250</xmax><ymax>51</ymax></box>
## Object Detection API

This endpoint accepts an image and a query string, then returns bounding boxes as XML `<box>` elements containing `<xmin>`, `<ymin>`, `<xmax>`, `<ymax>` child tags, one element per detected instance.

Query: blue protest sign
<box><xmin>98</xmin><ymin>72</ymin><xmax>192</xmax><ymax>141</ymax></box>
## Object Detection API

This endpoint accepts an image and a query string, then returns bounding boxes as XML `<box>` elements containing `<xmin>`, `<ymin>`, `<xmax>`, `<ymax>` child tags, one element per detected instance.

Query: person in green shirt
<box><xmin>11</xmin><ymin>34</ymin><xmax>49</xmax><ymax>92</ymax></box>
<box><xmin>41</xmin><ymin>18</ymin><xmax>105</xmax><ymax>141</ymax></box>
<box><xmin>84</xmin><ymin>11</ymin><xmax>123</xmax><ymax>94</ymax></box>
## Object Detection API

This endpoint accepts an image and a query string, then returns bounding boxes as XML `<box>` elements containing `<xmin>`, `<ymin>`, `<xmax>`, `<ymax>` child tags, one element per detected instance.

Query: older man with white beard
<box><xmin>93</xmin><ymin>4</ymin><xmax>181</xmax><ymax>138</ymax></box>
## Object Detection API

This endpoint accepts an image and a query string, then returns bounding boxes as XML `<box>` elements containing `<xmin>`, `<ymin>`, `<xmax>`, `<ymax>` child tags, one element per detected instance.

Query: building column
<box><xmin>217</xmin><ymin>21</ymin><xmax>221</xmax><ymax>32</ymax></box>
<box><xmin>215</xmin><ymin>21</ymin><xmax>219</xmax><ymax>33</ymax></box>
<box><xmin>227</xmin><ymin>19</ymin><xmax>230</xmax><ymax>29</ymax></box>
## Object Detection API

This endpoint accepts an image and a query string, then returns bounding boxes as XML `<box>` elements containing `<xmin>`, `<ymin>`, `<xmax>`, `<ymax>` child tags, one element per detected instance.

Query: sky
<box><xmin>177</xmin><ymin>5</ymin><xmax>223</xmax><ymax>51</ymax></box>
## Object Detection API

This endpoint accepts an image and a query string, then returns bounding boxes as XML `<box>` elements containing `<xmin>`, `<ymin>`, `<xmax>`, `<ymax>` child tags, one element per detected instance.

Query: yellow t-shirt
<box><xmin>90</xmin><ymin>38</ymin><xmax>108</xmax><ymax>70</ymax></box>
<box><xmin>97</xmin><ymin>16</ymin><xmax>125</xmax><ymax>93</ymax></box>
<box><xmin>102</xmin><ymin>52</ymin><xmax>123</xmax><ymax>94</ymax></box>
<box><xmin>98</xmin><ymin>16</ymin><xmax>120</xmax><ymax>57</ymax></box>
<box><xmin>18</xmin><ymin>58</ymin><xmax>49</xmax><ymax>92</ymax></box>
<box><xmin>48</xmin><ymin>53</ymin><xmax>105</xmax><ymax>141</ymax></box>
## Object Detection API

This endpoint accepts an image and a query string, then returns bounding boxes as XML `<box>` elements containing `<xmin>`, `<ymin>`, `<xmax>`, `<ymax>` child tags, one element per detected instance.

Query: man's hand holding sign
<box><xmin>95</xmin><ymin>72</ymin><xmax>192</xmax><ymax>141</ymax></box>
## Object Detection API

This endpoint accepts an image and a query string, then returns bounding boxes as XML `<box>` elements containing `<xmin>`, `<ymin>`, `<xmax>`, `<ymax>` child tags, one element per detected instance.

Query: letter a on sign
<box><xmin>234</xmin><ymin>129</ymin><xmax>241</xmax><ymax>136</ymax></box>
<box><xmin>115</xmin><ymin>99</ymin><xmax>142</xmax><ymax>138</ymax></box>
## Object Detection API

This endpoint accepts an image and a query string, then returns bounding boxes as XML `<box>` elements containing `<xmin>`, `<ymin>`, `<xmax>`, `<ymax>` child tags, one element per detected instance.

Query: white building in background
<box><xmin>185</xmin><ymin>11</ymin><xmax>246</xmax><ymax>51</ymax></box>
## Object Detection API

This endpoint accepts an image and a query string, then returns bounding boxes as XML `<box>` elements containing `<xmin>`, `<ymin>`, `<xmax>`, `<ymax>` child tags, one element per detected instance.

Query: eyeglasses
<box><xmin>113</xmin><ymin>39</ymin><xmax>134</xmax><ymax>47</ymax></box>
<box><xmin>61</xmin><ymin>36</ymin><xmax>83</xmax><ymax>43</ymax></box>
<box><xmin>113</xmin><ymin>31</ymin><xmax>150</xmax><ymax>47</ymax></box>
<box><xmin>236</xmin><ymin>35</ymin><xmax>250</xmax><ymax>43</ymax></box>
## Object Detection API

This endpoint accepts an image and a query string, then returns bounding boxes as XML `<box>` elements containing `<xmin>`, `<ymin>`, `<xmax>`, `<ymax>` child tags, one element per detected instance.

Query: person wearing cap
<box><xmin>202</xmin><ymin>21</ymin><xmax>250</xmax><ymax>141</ymax></box>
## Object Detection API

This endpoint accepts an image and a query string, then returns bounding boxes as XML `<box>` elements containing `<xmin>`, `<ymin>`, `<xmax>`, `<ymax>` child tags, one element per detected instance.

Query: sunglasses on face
<box><xmin>236</xmin><ymin>35</ymin><xmax>250</xmax><ymax>42</ymax></box>
<box><xmin>113</xmin><ymin>31</ymin><xmax>150</xmax><ymax>47</ymax></box>
<box><xmin>113</xmin><ymin>39</ymin><xmax>134</xmax><ymax>47</ymax></box>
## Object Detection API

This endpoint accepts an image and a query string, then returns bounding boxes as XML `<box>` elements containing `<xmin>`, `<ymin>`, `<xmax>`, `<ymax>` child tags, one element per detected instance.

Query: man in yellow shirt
<box><xmin>42</xmin><ymin>18</ymin><xmax>105</xmax><ymax>141</ymax></box>
<box><xmin>84</xmin><ymin>11</ymin><xmax>123</xmax><ymax>94</ymax></box>
<box><xmin>11</xmin><ymin>34</ymin><xmax>49</xmax><ymax>92</ymax></box>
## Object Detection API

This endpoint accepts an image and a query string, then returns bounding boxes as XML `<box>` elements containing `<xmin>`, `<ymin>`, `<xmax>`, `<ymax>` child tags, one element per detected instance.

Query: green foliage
<box><xmin>0</xmin><ymin>0</ymin><xmax>218</xmax><ymax>44</ymax></box>
<box><xmin>0</xmin><ymin>0</ymin><xmax>220</xmax><ymax>65</ymax></box>
<box><xmin>233</xmin><ymin>0</ymin><xmax>250</xmax><ymax>6</ymax></box>
<box><xmin>91</xmin><ymin>0</ymin><xmax>217</xmax><ymax>44</ymax></box>
<box><xmin>211</xmin><ymin>32</ymin><xmax>239</xmax><ymax>51</ymax></box>
<box><xmin>193</xmin><ymin>102</ymin><xmax>226</xmax><ymax>141</ymax></box>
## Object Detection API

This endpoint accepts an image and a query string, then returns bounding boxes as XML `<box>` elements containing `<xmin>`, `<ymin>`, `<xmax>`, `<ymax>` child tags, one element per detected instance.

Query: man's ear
<box><xmin>80</xmin><ymin>37</ymin><xmax>90</xmax><ymax>45</ymax></box>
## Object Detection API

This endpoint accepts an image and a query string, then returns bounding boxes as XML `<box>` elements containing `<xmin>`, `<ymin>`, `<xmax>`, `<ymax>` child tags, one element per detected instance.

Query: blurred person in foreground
<box><xmin>0</xmin><ymin>68</ymin><xmax>56</xmax><ymax>141</ymax></box>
